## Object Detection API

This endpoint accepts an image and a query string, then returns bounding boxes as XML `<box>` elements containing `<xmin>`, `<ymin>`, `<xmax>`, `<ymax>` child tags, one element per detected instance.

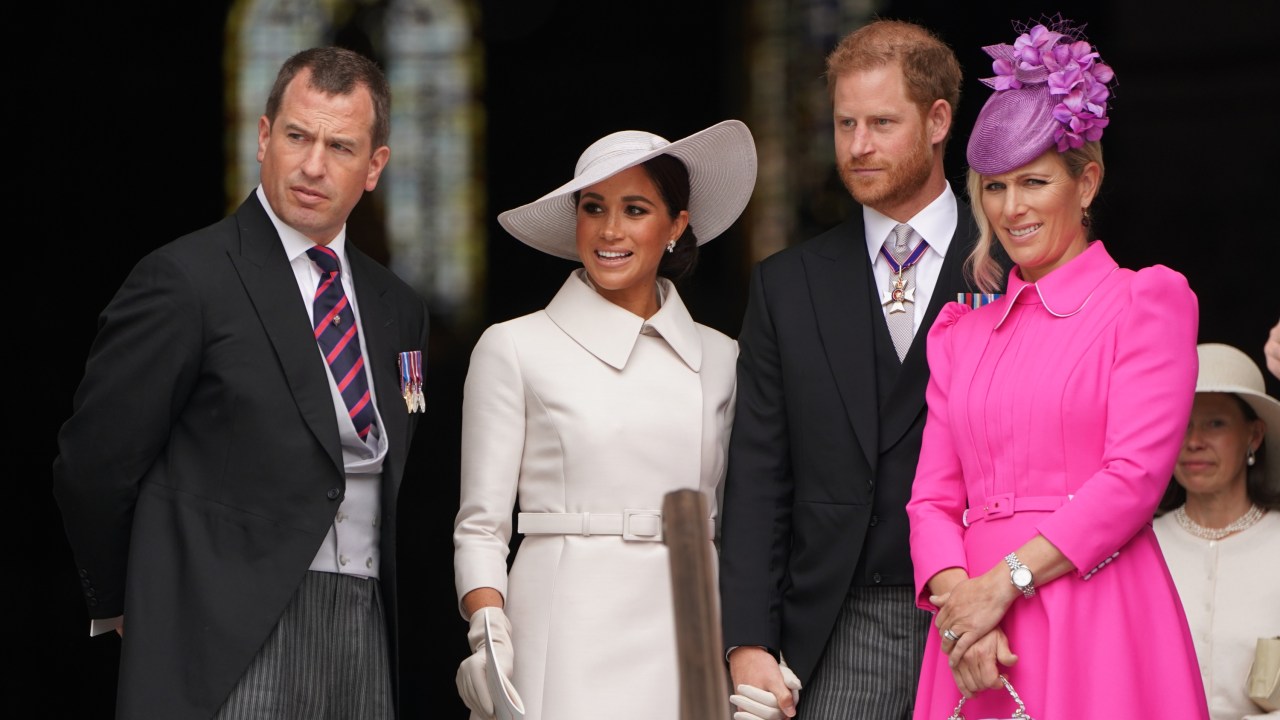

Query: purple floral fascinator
<box><xmin>966</xmin><ymin>17</ymin><xmax>1116</xmax><ymax>175</ymax></box>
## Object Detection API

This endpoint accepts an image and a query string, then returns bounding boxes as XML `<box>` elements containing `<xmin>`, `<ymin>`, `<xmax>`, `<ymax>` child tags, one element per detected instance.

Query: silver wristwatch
<box><xmin>1004</xmin><ymin>552</ymin><xmax>1036</xmax><ymax>599</ymax></box>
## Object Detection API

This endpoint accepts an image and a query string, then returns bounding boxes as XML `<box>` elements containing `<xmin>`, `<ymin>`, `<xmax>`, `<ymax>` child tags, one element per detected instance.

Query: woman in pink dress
<box><xmin>906</xmin><ymin>18</ymin><xmax>1210</xmax><ymax>719</ymax></box>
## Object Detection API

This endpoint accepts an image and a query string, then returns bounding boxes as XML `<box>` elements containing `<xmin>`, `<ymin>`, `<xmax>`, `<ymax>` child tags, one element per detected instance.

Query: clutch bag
<box><xmin>1248</xmin><ymin>636</ymin><xmax>1280</xmax><ymax>712</ymax></box>
<box><xmin>946</xmin><ymin>675</ymin><xmax>1034</xmax><ymax>720</ymax></box>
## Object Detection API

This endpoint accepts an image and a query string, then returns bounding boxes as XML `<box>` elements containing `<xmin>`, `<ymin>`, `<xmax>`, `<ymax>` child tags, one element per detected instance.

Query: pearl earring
<box><xmin>1247</xmin><ymin>449</ymin><xmax>1257</xmax><ymax>466</ymax></box>
<box><xmin>666</xmin><ymin>240</ymin><xmax>676</xmax><ymax>253</ymax></box>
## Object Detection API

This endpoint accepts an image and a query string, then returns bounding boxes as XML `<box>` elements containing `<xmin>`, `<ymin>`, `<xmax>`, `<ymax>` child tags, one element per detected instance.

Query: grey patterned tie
<box><xmin>883</xmin><ymin>223</ymin><xmax>925</xmax><ymax>362</ymax></box>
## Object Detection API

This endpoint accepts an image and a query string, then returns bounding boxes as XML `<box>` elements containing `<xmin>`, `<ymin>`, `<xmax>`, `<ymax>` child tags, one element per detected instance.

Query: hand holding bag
<box><xmin>1247</xmin><ymin>636</ymin><xmax>1280</xmax><ymax>712</ymax></box>
<box><xmin>946</xmin><ymin>675</ymin><xmax>1034</xmax><ymax>720</ymax></box>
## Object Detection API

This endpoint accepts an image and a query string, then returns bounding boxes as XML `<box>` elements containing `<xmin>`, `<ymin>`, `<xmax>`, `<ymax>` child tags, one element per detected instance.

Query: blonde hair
<box><xmin>965</xmin><ymin>141</ymin><xmax>1106</xmax><ymax>293</ymax></box>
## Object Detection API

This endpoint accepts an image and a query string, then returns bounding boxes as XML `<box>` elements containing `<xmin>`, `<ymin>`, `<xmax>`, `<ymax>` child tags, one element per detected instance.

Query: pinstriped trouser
<box><xmin>798</xmin><ymin>585</ymin><xmax>931</xmax><ymax>720</ymax></box>
<box><xmin>214</xmin><ymin>570</ymin><xmax>394</xmax><ymax>720</ymax></box>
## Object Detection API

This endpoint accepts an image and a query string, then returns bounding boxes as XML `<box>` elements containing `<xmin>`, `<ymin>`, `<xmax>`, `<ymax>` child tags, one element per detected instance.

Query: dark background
<box><xmin>33</xmin><ymin>1</ymin><xmax>1276</xmax><ymax>718</ymax></box>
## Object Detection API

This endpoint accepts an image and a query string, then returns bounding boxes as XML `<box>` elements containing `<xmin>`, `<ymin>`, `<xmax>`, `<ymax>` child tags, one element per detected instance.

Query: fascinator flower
<box><xmin>967</xmin><ymin>16</ymin><xmax>1118</xmax><ymax>174</ymax></box>
<box><xmin>1013</xmin><ymin>25</ymin><xmax>1062</xmax><ymax>66</ymax></box>
<box><xmin>982</xmin><ymin>19</ymin><xmax>1116</xmax><ymax>153</ymax></box>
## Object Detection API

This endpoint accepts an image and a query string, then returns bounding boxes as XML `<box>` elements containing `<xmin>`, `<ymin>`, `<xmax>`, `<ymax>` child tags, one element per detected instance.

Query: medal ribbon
<box><xmin>398</xmin><ymin>351</ymin><xmax>425</xmax><ymax>412</ymax></box>
<box><xmin>879</xmin><ymin>239</ymin><xmax>928</xmax><ymax>276</ymax></box>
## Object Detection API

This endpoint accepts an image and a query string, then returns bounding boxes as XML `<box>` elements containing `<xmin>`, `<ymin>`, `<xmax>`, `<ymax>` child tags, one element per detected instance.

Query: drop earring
<box><xmin>666</xmin><ymin>239</ymin><xmax>676</xmax><ymax>253</ymax></box>
<box><xmin>1248</xmin><ymin>448</ymin><xmax>1257</xmax><ymax>466</ymax></box>
<box><xmin>1081</xmin><ymin>206</ymin><xmax>1092</xmax><ymax>228</ymax></box>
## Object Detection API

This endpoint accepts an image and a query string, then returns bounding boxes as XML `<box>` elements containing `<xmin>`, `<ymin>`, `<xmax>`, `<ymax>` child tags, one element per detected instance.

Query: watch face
<box><xmin>1012</xmin><ymin>567</ymin><xmax>1033</xmax><ymax>588</ymax></box>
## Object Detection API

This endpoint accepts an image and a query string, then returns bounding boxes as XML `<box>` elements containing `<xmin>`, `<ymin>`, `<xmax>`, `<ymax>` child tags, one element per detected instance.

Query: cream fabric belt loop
<box><xmin>962</xmin><ymin>493</ymin><xmax>1074</xmax><ymax>527</ymax></box>
<box><xmin>517</xmin><ymin>510</ymin><xmax>714</xmax><ymax>542</ymax></box>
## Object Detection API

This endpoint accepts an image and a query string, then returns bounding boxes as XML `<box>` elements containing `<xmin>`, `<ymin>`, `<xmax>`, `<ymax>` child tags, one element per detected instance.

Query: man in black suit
<box><xmin>52</xmin><ymin>47</ymin><xmax>429</xmax><ymax>720</ymax></box>
<box><xmin>721</xmin><ymin>20</ymin><xmax>988</xmax><ymax>720</ymax></box>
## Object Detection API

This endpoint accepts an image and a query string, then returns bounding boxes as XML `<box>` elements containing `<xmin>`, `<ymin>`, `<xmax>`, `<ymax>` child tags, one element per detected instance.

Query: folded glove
<box><xmin>730</xmin><ymin>658</ymin><xmax>802</xmax><ymax>720</ymax></box>
<box><xmin>456</xmin><ymin>606</ymin><xmax>523</xmax><ymax>719</ymax></box>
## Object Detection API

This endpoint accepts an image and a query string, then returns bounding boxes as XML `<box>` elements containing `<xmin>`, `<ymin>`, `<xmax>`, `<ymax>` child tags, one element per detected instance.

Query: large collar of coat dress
<box><xmin>994</xmin><ymin>240</ymin><xmax>1121</xmax><ymax>328</ymax></box>
<box><xmin>544</xmin><ymin>268</ymin><xmax>703</xmax><ymax>372</ymax></box>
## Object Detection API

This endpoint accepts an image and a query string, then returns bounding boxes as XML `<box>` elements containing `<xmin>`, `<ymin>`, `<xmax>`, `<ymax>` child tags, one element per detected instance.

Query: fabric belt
<box><xmin>962</xmin><ymin>493</ymin><xmax>1072</xmax><ymax>527</ymax></box>
<box><xmin>517</xmin><ymin>510</ymin><xmax>714</xmax><ymax>542</ymax></box>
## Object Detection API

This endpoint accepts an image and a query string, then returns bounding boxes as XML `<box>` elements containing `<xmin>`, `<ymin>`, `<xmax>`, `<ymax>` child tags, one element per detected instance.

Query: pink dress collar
<box><xmin>995</xmin><ymin>240</ymin><xmax>1120</xmax><ymax>328</ymax></box>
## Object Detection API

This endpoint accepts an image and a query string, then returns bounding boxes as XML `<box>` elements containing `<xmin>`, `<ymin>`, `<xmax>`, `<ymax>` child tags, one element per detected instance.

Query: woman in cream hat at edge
<box><xmin>1155</xmin><ymin>343</ymin><xmax>1280</xmax><ymax>719</ymax></box>
<box><xmin>452</xmin><ymin>120</ymin><xmax>757</xmax><ymax>720</ymax></box>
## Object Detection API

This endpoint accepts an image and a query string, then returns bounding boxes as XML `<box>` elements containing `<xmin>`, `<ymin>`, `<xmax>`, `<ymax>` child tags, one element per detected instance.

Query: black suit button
<box><xmin>869</xmin><ymin>514</ymin><xmax>879</xmax><ymax>527</ymax></box>
<box><xmin>327</xmin><ymin>488</ymin><xmax>341</xmax><ymax>500</ymax></box>
<box><xmin>79</xmin><ymin>569</ymin><xmax>89</xmax><ymax>578</ymax></box>
<box><xmin>87</xmin><ymin>598</ymin><xmax>97</xmax><ymax>607</ymax></box>
<box><xmin>86</xmin><ymin>588</ymin><xmax>96</xmax><ymax>597</ymax></box>
<box><xmin>872</xmin><ymin>572</ymin><xmax>882</xmax><ymax>584</ymax></box>
<box><xmin>82</xmin><ymin>578</ymin><xmax>91</xmax><ymax>587</ymax></box>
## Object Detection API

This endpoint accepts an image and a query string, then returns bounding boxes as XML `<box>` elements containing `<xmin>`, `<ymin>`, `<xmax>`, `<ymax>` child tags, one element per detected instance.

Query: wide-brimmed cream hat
<box><xmin>1196</xmin><ymin>343</ymin><xmax>1280</xmax><ymax>489</ymax></box>
<box><xmin>497</xmin><ymin>119</ymin><xmax>757</xmax><ymax>261</ymax></box>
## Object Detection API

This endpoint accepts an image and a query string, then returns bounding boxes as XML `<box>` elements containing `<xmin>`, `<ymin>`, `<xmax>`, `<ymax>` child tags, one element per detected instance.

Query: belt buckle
<box><xmin>622</xmin><ymin>509</ymin><xmax>663</xmax><ymax>542</ymax></box>
<box><xmin>984</xmin><ymin>492</ymin><xmax>1015</xmax><ymax>520</ymax></box>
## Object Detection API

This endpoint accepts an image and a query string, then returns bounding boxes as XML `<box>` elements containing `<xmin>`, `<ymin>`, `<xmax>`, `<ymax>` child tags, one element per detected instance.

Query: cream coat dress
<box><xmin>454</xmin><ymin>269</ymin><xmax>738</xmax><ymax>720</ymax></box>
<box><xmin>1154</xmin><ymin>510</ymin><xmax>1280</xmax><ymax>719</ymax></box>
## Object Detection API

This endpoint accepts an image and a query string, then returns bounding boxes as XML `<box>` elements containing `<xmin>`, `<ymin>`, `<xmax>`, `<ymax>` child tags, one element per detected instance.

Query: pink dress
<box><xmin>907</xmin><ymin>242</ymin><xmax>1210</xmax><ymax>719</ymax></box>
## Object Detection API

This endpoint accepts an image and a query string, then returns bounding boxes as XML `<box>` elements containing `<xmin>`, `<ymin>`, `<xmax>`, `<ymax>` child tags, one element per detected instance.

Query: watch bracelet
<box><xmin>1004</xmin><ymin>552</ymin><xmax>1036</xmax><ymax>598</ymax></box>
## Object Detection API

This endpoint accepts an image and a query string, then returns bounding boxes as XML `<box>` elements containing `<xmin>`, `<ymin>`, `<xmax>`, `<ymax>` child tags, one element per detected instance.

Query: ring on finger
<box><xmin>942</xmin><ymin>628</ymin><xmax>961</xmax><ymax>643</ymax></box>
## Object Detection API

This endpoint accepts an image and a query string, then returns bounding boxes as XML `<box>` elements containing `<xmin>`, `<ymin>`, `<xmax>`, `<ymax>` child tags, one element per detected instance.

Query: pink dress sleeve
<box><xmin>1036</xmin><ymin>266</ymin><xmax>1199</xmax><ymax>576</ymax></box>
<box><xmin>908</xmin><ymin>302</ymin><xmax>974</xmax><ymax>610</ymax></box>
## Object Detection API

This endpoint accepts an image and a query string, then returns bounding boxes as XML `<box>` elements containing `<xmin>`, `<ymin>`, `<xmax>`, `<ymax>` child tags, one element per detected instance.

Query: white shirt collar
<box><xmin>862</xmin><ymin>182</ymin><xmax>956</xmax><ymax>262</ymax></box>
<box><xmin>256</xmin><ymin>184</ymin><xmax>350</xmax><ymax>264</ymax></box>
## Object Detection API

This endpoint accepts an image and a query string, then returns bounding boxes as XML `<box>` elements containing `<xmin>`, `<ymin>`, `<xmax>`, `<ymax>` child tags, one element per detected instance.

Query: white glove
<box><xmin>730</xmin><ymin>658</ymin><xmax>802</xmax><ymax>720</ymax></box>
<box><xmin>456</xmin><ymin>607</ymin><xmax>523</xmax><ymax>719</ymax></box>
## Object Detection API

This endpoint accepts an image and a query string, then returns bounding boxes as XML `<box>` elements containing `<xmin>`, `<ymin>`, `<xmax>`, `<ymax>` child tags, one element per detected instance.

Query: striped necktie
<box><xmin>306</xmin><ymin>246</ymin><xmax>377</xmax><ymax>441</ymax></box>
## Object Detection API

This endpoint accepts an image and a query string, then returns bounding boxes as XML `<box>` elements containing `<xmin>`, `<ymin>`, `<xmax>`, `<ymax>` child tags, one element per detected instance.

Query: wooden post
<box><xmin>663</xmin><ymin>488</ymin><xmax>730</xmax><ymax>720</ymax></box>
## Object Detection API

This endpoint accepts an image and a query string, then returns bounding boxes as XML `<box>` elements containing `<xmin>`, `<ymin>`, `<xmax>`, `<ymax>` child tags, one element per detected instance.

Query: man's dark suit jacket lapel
<box><xmin>879</xmin><ymin>212</ymin><xmax>978</xmax><ymax>452</ymax></box>
<box><xmin>226</xmin><ymin>193</ymin><xmax>415</xmax><ymax>480</ymax></box>
<box><xmin>228</xmin><ymin>194</ymin><xmax>346</xmax><ymax>474</ymax></box>
<box><xmin>796</xmin><ymin>208</ymin><xmax>979</xmax><ymax>468</ymax></box>
<box><xmin>802</xmin><ymin>214</ymin><xmax>879</xmax><ymax>475</ymax></box>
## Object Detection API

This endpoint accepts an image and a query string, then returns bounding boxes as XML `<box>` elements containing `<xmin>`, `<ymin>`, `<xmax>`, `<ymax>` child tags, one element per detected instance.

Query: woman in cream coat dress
<box><xmin>1154</xmin><ymin>343</ymin><xmax>1280</xmax><ymax>720</ymax></box>
<box><xmin>453</xmin><ymin>120</ymin><xmax>757</xmax><ymax>720</ymax></box>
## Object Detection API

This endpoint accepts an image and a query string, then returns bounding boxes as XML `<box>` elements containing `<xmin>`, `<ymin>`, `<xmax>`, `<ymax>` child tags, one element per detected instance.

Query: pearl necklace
<box><xmin>1173</xmin><ymin>504</ymin><xmax>1265</xmax><ymax>540</ymax></box>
